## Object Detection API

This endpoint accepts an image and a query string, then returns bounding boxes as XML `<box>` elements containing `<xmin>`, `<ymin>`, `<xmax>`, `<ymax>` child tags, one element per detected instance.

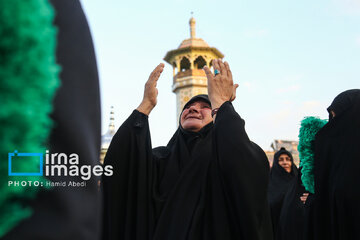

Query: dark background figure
<box><xmin>277</xmin><ymin>168</ymin><xmax>308</xmax><ymax>240</ymax></box>
<box><xmin>310</xmin><ymin>89</ymin><xmax>360</xmax><ymax>240</ymax></box>
<box><xmin>3</xmin><ymin>0</ymin><xmax>102</xmax><ymax>239</ymax></box>
<box><xmin>102</xmin><ymin>59</ymin><xmax>273</xmax><ymax>240</ymax></box>
<box><xmin>268</xmin><ymin>147</ymin><xmax>298</xmax><ymax>239</ymax></box>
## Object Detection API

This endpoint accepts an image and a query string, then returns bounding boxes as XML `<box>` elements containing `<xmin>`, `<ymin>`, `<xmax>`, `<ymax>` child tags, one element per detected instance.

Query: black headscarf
<box><xmin>178</xmin><ymin>94</ymin><xmax>213</xmax><ymax>154</ymax></box>
<box><xmin>327</xmin><ymin>89</ymin><xmax>360</xmax><ymax>120</ymax></box>
<box><xmin>182</xmin><ymin>94</ymin><xmax>211</xmax><ymax>110</ymax></box>
<box><xmin>153</xmin><ymin>95</ymin><xmax>213</xmax><ymax>204</ymax></box>
<box><xmin>310</xmin><ymin>89</ymin><xmax>360</xmax><ymax>240</ymax></box>
<box><xmin>268</xmin><ymin>147</ymin><xmax>298</xmax><ymax>239</ymax></box>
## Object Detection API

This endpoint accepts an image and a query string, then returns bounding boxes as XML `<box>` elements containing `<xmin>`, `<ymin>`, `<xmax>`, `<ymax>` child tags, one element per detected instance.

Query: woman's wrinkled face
<box><xmin>180</xmin><ymin>101</ymin><xmax>212</xmax><ymax>132</ymax></box>
<box><xmin>278</xmin><ymin>154</ymin><xmax>292</xmax><ymax>173</ymax></box>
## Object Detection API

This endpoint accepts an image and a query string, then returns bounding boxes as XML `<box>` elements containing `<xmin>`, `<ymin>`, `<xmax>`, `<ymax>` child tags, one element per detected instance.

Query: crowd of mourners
<box><xmin>2</xmin><ymin>1</ymin><xmax>359</xmax><ymax>239</ymax></box>
<box><xmin>102</xmin><ymin>57</ymin><xmax>360</xmax><ymax>240</ymax></box>
<box><xmin>268</xmin><ymin>89</ymin><xmax>360</xmax><ymax>240</ymax></box>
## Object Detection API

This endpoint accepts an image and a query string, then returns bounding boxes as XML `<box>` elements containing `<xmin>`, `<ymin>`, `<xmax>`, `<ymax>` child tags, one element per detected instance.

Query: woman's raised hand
<box><xmin>203</xmin><ymin>59</ymin><xmax>238</xmax><ymax>109</ymax></box>
<box><xmin>137</xmin><ymin>63</ymin><xmax>164</xmax><ymax>115</ymax></box>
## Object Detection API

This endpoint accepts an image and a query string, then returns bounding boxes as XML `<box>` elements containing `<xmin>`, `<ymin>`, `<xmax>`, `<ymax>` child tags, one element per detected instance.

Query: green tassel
<box><xmin>0</xmin><ymin>0</ymin><xmax>60</xmax><ymax>237</ymax></box>
<box><xmin>298</xmin><ymin>117</ymin><xmax>327</xmax><ymax>194</ymax></box>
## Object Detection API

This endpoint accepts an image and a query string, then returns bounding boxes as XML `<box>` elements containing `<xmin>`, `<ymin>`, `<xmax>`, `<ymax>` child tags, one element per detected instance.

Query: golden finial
<box><xmin>189</xmin><ymin>12</ymin><xmax>196</xmax><ymax>39</ymax></box>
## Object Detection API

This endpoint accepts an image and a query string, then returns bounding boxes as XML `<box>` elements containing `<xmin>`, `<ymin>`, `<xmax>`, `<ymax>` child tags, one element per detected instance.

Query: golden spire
<box><xmin>189</xmin><ymin>12</ymin><xmax>196</xmax><ymax>39</ymax></box>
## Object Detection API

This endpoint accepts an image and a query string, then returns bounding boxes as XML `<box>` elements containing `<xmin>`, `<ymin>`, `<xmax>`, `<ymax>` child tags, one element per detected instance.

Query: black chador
<box><xmin>102</xmin><ymin>96</ymin><xmax>273</xmax><ymax>240</ymax></box>
<box><xmin>2</xmin><ymin>1</ymin><xmax>102</xmax><ymax>239</ymax></box>
<box><xmin>268</xmin><ymin>148</ymin><xmax>298</xmax><ymax>239</ymax></box>
<box><xmin>310</xmin><ymin>89</ymin><xmax>360</xmax><ymax>240</ymax></box>
<box><xmin>277</xmin><ymin>169</ymin><xmax>307</xmax><ymax>240</ymax></box>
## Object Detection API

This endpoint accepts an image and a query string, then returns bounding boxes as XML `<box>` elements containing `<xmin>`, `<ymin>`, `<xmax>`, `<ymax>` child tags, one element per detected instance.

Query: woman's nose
<box><xmin>189</xmin><ymin>105</ymin><xmax>199</xmax><ymax>112</ymax></box>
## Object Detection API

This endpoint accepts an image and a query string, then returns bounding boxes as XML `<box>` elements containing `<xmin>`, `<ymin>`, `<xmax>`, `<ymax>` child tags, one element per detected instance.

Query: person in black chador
<box><xmin>3</xmin><ymin>1</ymin><xmax>102</xmax><ymax>239</ymax></box>
<box><xmin>268</xmin><ymin>147</ymin><xmax>298</xmax><ymax>239</ymax></box>
<box><xmin>309</xmin><ymin>89</ymin><xmax>360</xmax><ymax>240</ymax></box>
<box><xmin>102</xmin><ymin>59</ymin><xmax>273</xmax><ymax>240</ymax></box>
<box><xmin>277</xmin><ymin>168</ymin><xmax>309</xmax><ymax>240</ymax></box>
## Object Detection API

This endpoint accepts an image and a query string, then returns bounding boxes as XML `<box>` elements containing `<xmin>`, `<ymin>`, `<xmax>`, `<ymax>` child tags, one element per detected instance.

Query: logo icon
<box><xmin>8</xmin><ymin>150</ymin><xmax>43</xmax><ymax>176</ymax></box>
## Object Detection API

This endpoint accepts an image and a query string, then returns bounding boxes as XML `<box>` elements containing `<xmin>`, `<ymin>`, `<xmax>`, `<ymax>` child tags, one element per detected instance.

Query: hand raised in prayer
<box><xmin>300</xmin><ymin>193</ymin><xmax>309</xmax><ymax>204</ymax></box>
<box><xmin>203</xmin><ymin>59</ymin><xmax>239</xmax><ymax>109</ymax></box>
<box><xmin>137</xmin><ymin>63</ymin><xmax>164</xmax><ymax>115</ymax></box>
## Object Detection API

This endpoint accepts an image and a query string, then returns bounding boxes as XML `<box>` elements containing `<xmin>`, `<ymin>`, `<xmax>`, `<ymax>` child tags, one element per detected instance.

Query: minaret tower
<box><xmin>164</xmin><ymin>16</ymin><xmax>224</xmax><ymax>120</ymax></box>
<box><xmin>100</xmin><ymin>106</ymin><xmax>116</xmax><ymax>164</ymax></box>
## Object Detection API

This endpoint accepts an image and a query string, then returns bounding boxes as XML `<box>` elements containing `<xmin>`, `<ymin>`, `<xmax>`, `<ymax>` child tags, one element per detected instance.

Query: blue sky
<box><xmin>80</xmin><ymin>0</ymin><xmax>359</xmax><ymax>150</ymax></box>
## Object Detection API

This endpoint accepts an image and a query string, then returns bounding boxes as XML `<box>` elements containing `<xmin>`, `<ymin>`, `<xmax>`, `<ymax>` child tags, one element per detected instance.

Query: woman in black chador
<box><xmin>310</xmin><ymin>89</ymin><xmax>360</xmax><ymax>240</ymax></box>
<box><xmin>268</xmin><ymin>148</ymin><xmax>298</xmax><ymax>239</ymax></box>
<box><xmin>277</xmin><ymin>168</ymin><xmax>308</xmax><ymax>240</ymax></box>
<box><xmin>102</xmin><ymin>59</ymin><xmax>273</xmax><ymax>240</ymax></box>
